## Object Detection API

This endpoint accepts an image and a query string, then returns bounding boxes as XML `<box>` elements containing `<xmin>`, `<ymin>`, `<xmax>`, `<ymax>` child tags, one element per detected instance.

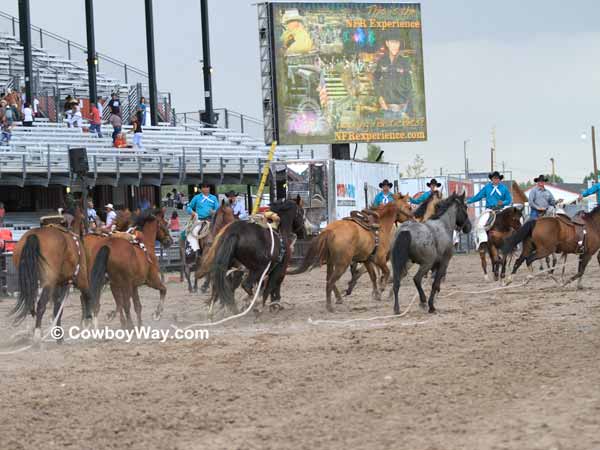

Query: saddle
<box><xmin>555</xmin><ymin>213</ymin><xmax>587</xmax><ymax>252</ymax></box>
<box><xmin>343</xmin><ymin>209</ymin><xmax>380</xmax><ymax>232</ymax></box>
<box><xmin>249</xmin><ymin>211</ymin><xmax>280</xmax><ymax>230</ymax></box>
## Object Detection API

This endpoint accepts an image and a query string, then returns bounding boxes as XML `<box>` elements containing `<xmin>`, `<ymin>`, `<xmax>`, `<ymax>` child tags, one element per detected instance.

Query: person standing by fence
<box><xmin>89</xmin><ymin>103</ymin><xmax>103</xmax><ymax>138</ymax></box>
<box><xmin>130</xmin><ymin>114</ymin><xmax>143</xmax><ymax>149</ymax></box>
<box><xmin>110</xmin><ymin>113</ymin><xmax>123</xmax><ymax>145</ymax></box>
<box><xmin>22</xmin><ymin>102</ymin><xmax>33</xmax><ymax>127</ymax></box>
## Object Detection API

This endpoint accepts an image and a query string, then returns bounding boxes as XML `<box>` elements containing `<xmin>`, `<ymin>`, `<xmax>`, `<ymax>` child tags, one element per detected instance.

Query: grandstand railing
<box><xmin>175</xmin><ymin>108</ymin><xmax>264</xmax><ymax>140</ymax></box>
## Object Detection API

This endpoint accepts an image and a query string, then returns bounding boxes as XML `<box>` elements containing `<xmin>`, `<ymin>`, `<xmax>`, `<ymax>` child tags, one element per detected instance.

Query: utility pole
<box><xmin>18</xmin><ymin>0</ymin><xmax>33</xmax><ymax>104</ymax></box>
<box><xmin>550</xmin><ymin>157</ymin><xmax>556</xmax><ymax>183</ymax></box>
<box><xmin>592</xmin><ymin>126</ymin><xmax>599</xmax><ymax>203</ymax></box>
<box><xmin>463</xmin><ymin>140</ymin><xmax>469</xmax><ymax>178</ymax></box>
<box><xmin>84</xmin><ymin>0</ymin><xmax>98</xmax><ymax>107</ymax></box>
<box><xmin>490</xmin><ymin>126</ymin><xmax>496</xmax><ymax>172</ymax></box>
<box><xmin>144</xmin><ymin>0</ymin><xmax>159</xmax><ymax>126</ymax></box>
<box><xmin>200</xmin><ymin>0</ymin><xmax>215</xmax><ymax>124</ymax></box>
<box><xmin>502</xmin><ymin>161</ymin><xmax>505</xmax><ymax>174</ymax></box>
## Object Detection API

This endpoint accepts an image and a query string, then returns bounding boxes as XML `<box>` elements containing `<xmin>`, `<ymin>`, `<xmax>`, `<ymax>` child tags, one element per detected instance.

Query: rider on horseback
<box><xmin>528</xmin><ymin>175</ymin><xmax>556</xmax><ymax>219</ymax></box>
<box><xmin>185</xmin><ymin>183</ymin><xmax>218</xmax><ymax>254</ymax></box>
<box><xmin>373</xmin><ymin>179</ymin><xmax>394</xmax><ymax>206</ymax></box>
<box><xmin>410</xmin><ymin>178</ymin><xmax>441</xmax><ymax>205</ymax></box>
<box><xmin>467</xmin><ymin>171</ymin><xmax>512</xmax><ymax>249</ymax></box>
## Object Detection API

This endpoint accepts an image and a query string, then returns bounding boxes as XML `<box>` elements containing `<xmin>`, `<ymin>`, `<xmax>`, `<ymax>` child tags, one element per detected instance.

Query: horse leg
<box><xmin>479</xmin><ymin>243</ymin><xmax>489</xmax><ymax>281</ymax></box>
<box><xmin>413</xmin><ymin>264</ymin><xmax>432</xmax><ymax>309</ymax></box>
<box><xmin>377</xmin><ymin>259</ymin><xmax>391</xmax><ymax>295</ymax></box>
<box><xmin>132</xmin><ymin>287</ymin><xmax>143</xmax><ymax>328</ymax></box>
<box><xmin>325</xmin><ymin>261</ymin><xmax>347</xmax><ymax>312</ymax></box>
<box><xmin>121</xmin><ymin>287</ymin><xmax>134</xmax><ymax>330</ymax></box>
<box><xmin>52</xmin><ymin>285</ymin><xmax>68</xmax><ymax>343</ymax></box>
<box><xmin>489</xmin><ymin>244</ymin><xmax>500</xmax><ymax>281</ymax></box>
<box><xmin>33</xmin><ymin>286</ymin><xmax>51</xmax><ymax>344</ymax></box>
<box><xmin>427</xmin><ymin>261</ymin><xmax>448</xmax><ymax>314</ymax></box>
<box><xmin>345</xmin><ymin>262</ymin><xmax>365</xmax><ymax>296</ymax></box>
<box><xmin>363</xmin><ymin>261</ymin><xmax>381</xmax><ymax>302</ymax></box>
<box><xmin>107</xmin><ymin>284</ymin><xmax>120</xmax><ymax>323</ymax></box>
<box><xmin>184</xmin><ymin>262</ymin><xmax>193</xmax><ymax>293</ymax></box>
<box><xmin>565</xmin><ymin>253</ymin><xmax>592</xmax><ymax>289</ymax></box>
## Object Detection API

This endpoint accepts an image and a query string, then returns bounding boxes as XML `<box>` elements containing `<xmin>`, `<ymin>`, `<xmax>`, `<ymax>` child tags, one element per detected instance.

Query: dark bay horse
<box><xmin>502</xmin><ymin>206</ymin><xmax>600</xmax><ymax>289</ymax></box>
<box><xmin>289</xmin><ymin>194</ymin><xmax>413</xmax><ymax>312</ymax></box>
<box><xmin>11</xmin><ymin>208</ymin><xmax>97</xmax><ymax>343</ymax></box>
<box><xmin>89</xmin><ymin>209</ymin><xmax>173</xmax><ymax>328</ymax></box>
<box><xmin>479</xmin><ymin>206</ymin><xmax>523</xmax><ymax>282</ymax></box>
<box><xmin>198</xmin><ymin>197</ymin><xmax>306</xmax><ymax>313</ymax></box>
<box><xmin>180</xmin><ymin>202</ymin><xmax>236</xmax><ymax>293</ymax></box>
<box><xmin>391</xmin><ymin>193</ymin><xmax>471</xmax><ymax>314</ymax></box>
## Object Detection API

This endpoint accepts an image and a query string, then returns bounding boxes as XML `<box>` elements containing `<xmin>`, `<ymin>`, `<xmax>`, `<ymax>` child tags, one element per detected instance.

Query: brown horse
<box><xmin>89</xmin><ymin>209</ymin><xmax>173</xmax><ymax>328</ymax></box>
<box><xmin>11</xmin><ymin>207</ymin><xmax>96</xmax><ymax>343</ymax></box>
<box><xmin>414</xmin><ymin>190</ymin><xmax>443</xmax><ymax>222</ymax></box>
<box><xmin>502</xmin><ymin>206</ymin><xmax>600</xmax><ymax>288</ymax></box>
<box><xmin>289</xmin><ymin>194</ymin><xmax>412</xmax><ymax>312</ymax></box>
<box><xmin>479</xmin><ymin>206</ymin><xmax>523</xmax><ymax>281</ymax></box>
<box><xmin>180</xmin><ymin>202</ymin><xmax>236</xmax><ymax>293</ymax></box>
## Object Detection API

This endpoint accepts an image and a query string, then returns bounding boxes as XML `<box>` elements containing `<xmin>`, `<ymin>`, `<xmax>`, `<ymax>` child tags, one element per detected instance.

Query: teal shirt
<box><xmin>581</xmin><ymin>183</ymin><xmax>600</xmax><ymax>198</ymax></box>
<box><xmin>409</xmin><ymin>190</ymin><xmax>432</xmax><ymax>205</ymax></box>
<box><xmin>373</xmin><ymin>191</ymin><xmax>394</xmax><ymax>207</ymax></box>
<box><xmin>467</xmin><ymin>182</ymin><xmax>512</xmax><ymax>209</ymax></box>
<box><xmin>186</xmin><ymin>193</ymin><xmax>218</xmax><ymax>219</ymax></box>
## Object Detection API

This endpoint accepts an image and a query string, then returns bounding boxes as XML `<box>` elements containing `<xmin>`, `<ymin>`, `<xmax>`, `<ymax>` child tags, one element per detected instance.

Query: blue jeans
<box><xmin>112</xmin><ymin>126</ymin><xmax>122</xmax><ymax>144</ymax></box>
<box><xmin>90</xmin><ymin>123</ymin><xmax>102</xmax><ymax>138</ymax></box>
<box><xmin>529</xmin><ymin>209</ymin><xmax>541</xmax><ymax>220</ymax></box>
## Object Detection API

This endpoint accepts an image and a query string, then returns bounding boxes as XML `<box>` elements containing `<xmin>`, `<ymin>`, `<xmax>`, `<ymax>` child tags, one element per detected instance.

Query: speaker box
<box><xmin>69</xmin><ymin>147</ymin><xmax>89</xmax><ymax>174</ymax></box>
<box><xmin>331</xmin><ymin>143</ymin><xmax>350</xmax><ymax>160</ymax></box>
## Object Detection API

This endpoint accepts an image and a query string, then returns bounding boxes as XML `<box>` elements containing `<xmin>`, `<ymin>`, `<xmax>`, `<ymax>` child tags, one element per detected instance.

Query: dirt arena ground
<box><xmin>0</xmin><ymin>253</ymin><xmax>599</xmax><ymax>450</ymax></box>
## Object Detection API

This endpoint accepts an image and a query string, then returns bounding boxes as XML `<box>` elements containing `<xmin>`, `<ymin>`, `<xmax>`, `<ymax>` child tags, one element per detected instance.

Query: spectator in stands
<box><xmin>33</xmin><ymin>97</ymin><xmax>40</xmax><ymax>118</ymax></box>
<box><xmin>129</xmin><ymin>114</ymin><xmax>143</xmax><ymax>149</ymax></box>
<box><xmin>63</xmin><ymin>95</ymin><xmax>78</xmax><ymax>114</ymax></box>
<box><xmin>226</xmin><ymin>191</ymin><xmax>248</xmax><ymax>220</ymax></box>
<box><xmin>97</xmin><ymin>96</ymin><xmax>104</xmax><ymax>118</ymax></box>
<box><xmin>22</xmin><ymin>102</ymin><xmax>33</xmax><ymax>127</ymax></box>
<box><xmin>0</xmin><ymin>202</ymin><xmax>5</xmax><ymax>226</ymax></box>
<box><xmin>87</xmin><ymin>200</ymin><xmax>98</xmax><ymax>224</ymax></box>
<box><xmin>103</xmin><ymin>204</ymin><xmax>117</xmax><ymax>231</ymax></box>
<box><xmin>139</xmin><ymin>196</ymin><xmax>151</xmax><ymax>211</ymax></box>
<box><xmin>169</xmin><ymin>211</ymin><xmax>180</xmax><ymax>231</ymax></box>
<box><xmin>138</xmin><ymin>97</ymin><xmax>147</xmax><ymax>126</ymax></box>
<box><xmin>67</xmin><ymin>104</ymin><xmax>83</xmax><ymax>128</ymax></box>
<box><xmin>110</xmin><ymin>113</ymin><xmax>122</xmax><ymax>145</ymax></box>
<box><xmin>89</xmin><ymin>103</ymin><xmax>102</xmax><ymax>138</ymax></box>
<box><xmin>166</xmin><ymin>192</ymin><xmax>173</xmax><ymax>207</ymax></box>
<box><xmin>108</xmin><ymin>93</ymin><xmax>121</xmax><ymax>117</ymax></box>
<box><xmin>173</xmin><ymin>188</ymin><xmax>183</xmax><ymax>209</ymax></box>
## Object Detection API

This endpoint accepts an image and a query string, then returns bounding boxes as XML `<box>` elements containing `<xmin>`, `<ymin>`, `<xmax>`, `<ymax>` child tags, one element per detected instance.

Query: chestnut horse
<box><xmin>11</xmin><ymin>208</ymin><xmax>96</xmax><ymax>343</ymax></box>
<box><xmin>89</xmin><ymin>209</ymin><xmax>173</xmax><ymax>328</ymax></box>
<box><xmin>289</xmin><ymin>194</ymin><xmax>412</xmax><ymax>312</ymax></box>
<box><xmin>414</xmin><ymin>190</ymin><xmax>443</xmax><ymax>223</ymax></box>
<box><xmin>502</xmin><ymin>206</ymin><xmax>600</xmax><ymax>288</ymax></box>
<box><xmin>479</xmin><ymin>206</ymin><xmax>523</xmax><ymax>281</ymax></box>
<box><xmin>180</xmin><ymin>202</ymin><xmax>236</xmax><ymax>293</ymax></box>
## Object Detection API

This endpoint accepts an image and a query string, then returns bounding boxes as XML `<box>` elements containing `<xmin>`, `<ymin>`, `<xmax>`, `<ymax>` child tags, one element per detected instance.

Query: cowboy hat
<box><xmin>282</xmin><ymin>9</ymin><xmax>304</xmax><ymax>24</ymax></box>
<box><xmin>488</xmin><ymin>171</ymin><xmax>504</xmax><ymax>180</ymax></box>
<box><xmin>225</xmin><ymin>190</ymin><xmax>239</xmax><ymax>197</ymax></box>
<box><xmin>379</xmin><ymin>179</ymin><xmax>393</xmax><ymax>188</ymax></box>
<box><xmin>534</xmin><ymin>174</ymin><xmax>549</xmax><ymax>183</ymax></box>
<box><xmin>426</xmin><ymin>178</ymin><xmax>442</xmax><ymax>188</ymax></box>
<box><xmin>105</xmin><ymin>203</ymin><xmax>114</xmax><ymax>210</ymax></box>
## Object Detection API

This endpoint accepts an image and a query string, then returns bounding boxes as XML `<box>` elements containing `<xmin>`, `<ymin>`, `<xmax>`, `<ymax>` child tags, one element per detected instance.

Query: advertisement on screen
<box><xmin>270</xmin><ymin>2</ymin><xmax>427</xmax><ymax>145</ymax></box>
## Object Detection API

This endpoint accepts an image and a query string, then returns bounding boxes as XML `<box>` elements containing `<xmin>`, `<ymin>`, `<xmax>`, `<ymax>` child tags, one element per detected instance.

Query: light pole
<box><xmin>550</xmin><ymin>157</ymin><xmax>556</xmax><ymax>183</ymax></box>
<box><xmin>463</xmin><ymin>139</ymin><xmax>469</xmax><ymax>178</ymax></box>
<box><xmin>582</xmin><ymin>127</ymin><xmax>599</xmax><ymax>203</ymax></box>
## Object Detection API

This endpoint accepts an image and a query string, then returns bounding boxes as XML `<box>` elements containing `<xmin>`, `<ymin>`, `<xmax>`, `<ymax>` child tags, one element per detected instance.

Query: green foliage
<box><xmin>583</xmin><ymin>170</ymin><xmax>600</xmax><ymax>184</ymax></box>
<box><xmin>405</xmin><ymin>154</ymin><xmax>426</xmax><ymax>178</ymax></box>
<box><xmin>366</xmin><ymin>144</ymin><xmax>384</xmax><ymax>163</ymax></box>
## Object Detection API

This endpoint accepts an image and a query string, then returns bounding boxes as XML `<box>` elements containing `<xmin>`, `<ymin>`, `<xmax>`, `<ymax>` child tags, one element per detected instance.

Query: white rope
<box><xmin>0</xmin><ymin>289</ymin><xmax>71</xmax><ymax>355</ymax></box>
<box><xmin>171</xmin><ymin>223</ymin><xmax>277</xmax><ymax>331</ymax></box>
<box><xmin>308</xmin><ymin>292</ymin><xmax>421</xmax><ymax>326</ymax></box>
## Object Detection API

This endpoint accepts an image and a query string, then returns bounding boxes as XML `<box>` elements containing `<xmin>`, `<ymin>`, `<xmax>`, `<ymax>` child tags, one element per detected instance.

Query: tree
<box><xmin>583</xmin><ymin>170</ymin><xmax>600</xmax><ymax>184</ymax></box>
<box><xmin>546</xmin><ymin>174</ymin><xmax>564</xmax><ymax>183</ymax></box>
<box><xmin>366</xmin><ymin>143</ymin><xmax>384</xmax><ymax>163</ymax></box>
<box><xmin>405</xmin><ymin>154</ymin><xmax>426</xmax><ymax>178</ymax></box>
<box><xmin>519</xmin><ymin>180</ymin><xmax>533</xmax><ymax>190</ymax></box>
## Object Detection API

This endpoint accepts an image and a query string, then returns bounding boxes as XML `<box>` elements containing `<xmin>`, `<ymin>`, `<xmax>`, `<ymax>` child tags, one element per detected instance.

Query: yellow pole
<box><xmin>251</xmin><ymin>140</ymin><xmax>277</xmax><ymax>215</ymax></box>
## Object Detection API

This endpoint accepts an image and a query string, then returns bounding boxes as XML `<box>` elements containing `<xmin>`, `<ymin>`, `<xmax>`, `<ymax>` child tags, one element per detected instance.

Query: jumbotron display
<box><xmin>269</xmin><ymin>2</ymin><xmax>427</xmax><ymax>145</ymax></box>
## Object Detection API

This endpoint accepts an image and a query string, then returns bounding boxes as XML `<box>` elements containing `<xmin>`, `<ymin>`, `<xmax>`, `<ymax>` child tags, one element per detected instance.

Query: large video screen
<box><xmin>270</xmin><ymin>2</ymin><xmax>427</xmax><ymax>145</ymax></box>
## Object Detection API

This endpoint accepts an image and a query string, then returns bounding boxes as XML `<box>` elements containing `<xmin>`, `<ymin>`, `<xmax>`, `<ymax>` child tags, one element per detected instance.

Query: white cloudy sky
<box><xmin>3</xmin><ymin>0</ymin><xmax>600</xmax><ymax>182</ymax></box>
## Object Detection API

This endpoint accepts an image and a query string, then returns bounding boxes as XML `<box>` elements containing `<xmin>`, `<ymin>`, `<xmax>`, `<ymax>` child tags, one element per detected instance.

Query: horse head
<box><xmin>391</xmin><ymin>193</ymin><xmax>413</xmax><ymax>222</ymax></box>
<box><xmin>454</xmin><ymin>192</ymin><xmax>472</xmax><ymax>233</ymax></box>
<box><xmin>135</xmin><ymin>208</ymin><xmax>173</xmax><ymax>248</ymax></box>
<box><xmin>270</xmin><ymin>197</ymin><xmax>306</xmax><ymax>239</ymax></box>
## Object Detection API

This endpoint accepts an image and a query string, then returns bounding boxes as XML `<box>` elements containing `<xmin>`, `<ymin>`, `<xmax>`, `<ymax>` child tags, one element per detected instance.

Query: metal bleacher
<box><xmin>0</xmin><ymin>121</ymin><xmax>315</xmax><ymax>187</ymax></box>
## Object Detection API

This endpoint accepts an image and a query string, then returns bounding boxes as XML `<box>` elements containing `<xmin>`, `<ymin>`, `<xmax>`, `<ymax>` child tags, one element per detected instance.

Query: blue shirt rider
<box><xmin>578</xmin><ymin>181</ymin><xmax>600</xmax><ymax>201</ymax></box>
<box><xmin>410</xmin><ymin>178</ymin><xmax>441</xmax><ymax>205</ymax></box>
<box><xmin>373</xmin><ymin>179</ymin><xmax>394</xmax><ymax>207</ymax></box>
<box><xmin>467</xmin><ymin>171</ymin><xmax>512</xmax><ymax>209</ymax></box>
<box><xmin>187</xmin><ymin>183</ymin><xmax>219</xmax><ymax>220</ymax></box>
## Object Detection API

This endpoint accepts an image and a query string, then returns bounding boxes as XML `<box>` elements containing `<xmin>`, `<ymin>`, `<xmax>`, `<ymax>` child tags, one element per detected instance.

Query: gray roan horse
<box><xmin>391</xmin><ymin>193</ymin><xmax>472</xmax><ymax>314</ymax></box>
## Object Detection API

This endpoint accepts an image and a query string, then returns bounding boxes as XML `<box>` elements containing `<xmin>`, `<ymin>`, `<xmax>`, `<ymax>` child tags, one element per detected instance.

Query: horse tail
<box><xmin>287</xmin><ymin>230</ymin><xmax>331</xmax><ymax>275</ymax></box>
<box><xmin>502</xmin><ymin>220</ymin><xmax>535</xmax><ymax>255</ymax></box>
<box><xmin>210</xmin><ymin>228</ymin><xmax>239</xmax><ymax>308</ymax></box>
<box><xmin>391</xmin><ymin>231</ymin><xmax>412</xmax><ymax>284</ymax></box>
<box><xmin>196</xmin><ymin>223</ymin><xmax>232</xmax><ymax>280</ymax></box>
<box><xmin>89</xmin><ymin>245</ymin><xmax>110</xmax><ymax>310</ymax></box>
<box><xmin>12</xmin><ymin>234</ymin><xmax>45</xmax><ymax>324</ymax></box>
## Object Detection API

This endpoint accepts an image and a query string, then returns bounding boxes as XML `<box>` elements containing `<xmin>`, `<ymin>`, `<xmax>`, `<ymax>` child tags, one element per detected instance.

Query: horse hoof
<box><xmin>419</xmin><ymin>302</ymin><xmax>427</xmax><ymax>311</ymax></box>
<box><xmin>269</xmin><ymin>303</ymin><xmax>283</xmax><ymax>312</ymax></box>
<box><xmin>152</xmin><ymin>312</ymin><xmax>161</xmax><ymax>321</ymax></box>
<box><xmin>106</xmin><ymin>311</ymin><xmax>116</xmax><ymax>322</ymax></box>
<box><xmin>394</xmin><ymin>308</ymin><xmax>401</xmax><ymax>315</ymax></box>
<box><xmin>428</xmin><ymin>307</ymin><xmax>437</xmax><ymax>314</ymax></box>
<box><xmin>32</xmin><ymin>328</ymin><xmax>42</xmax><ymax>346</ymax></box>
<box><xmin>484</xmin><ymin>274</ymin><xmax>489</xmax><ymax>282</ymax></box>
<box><xmin>335</xmin><ymin>299</ymin><xmax>343</xmax><ymax>305</ymax></box>
<box><xmin>326</xmin><ymin>304</ymin><xmax>334</xmax><ymax>313</ymax></box>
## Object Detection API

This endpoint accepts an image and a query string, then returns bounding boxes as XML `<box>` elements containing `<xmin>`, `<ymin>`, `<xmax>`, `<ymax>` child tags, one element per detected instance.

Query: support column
<box><xmin>85</xmin><ymin>0</ymin><xmax>98</xmax><ymax>107</ymax></box>
<box><xmin>144</xmin><ymin>0</ymin><xmax>159</xmax><ymax>126</ymax></box>
<box><xmin>18</xmin><ymin>0</ymin><xmax>33</xmax><ymax>104</ymax></box>
<box><xmin>200</xmin><ymin>0</ymin><xmax>215</xmax><ymax>124</ymax></box>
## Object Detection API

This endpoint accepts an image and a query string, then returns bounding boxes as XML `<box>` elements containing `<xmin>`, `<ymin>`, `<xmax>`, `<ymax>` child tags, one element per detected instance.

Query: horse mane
<box><xmin>413</xmin><ymin>195</ymin><xmax>431</xmax><ymax>219</ymax></box>
<box><xmin>133</xmin><ymin>208</ymin><xmax>161</xmax><ymax>227</ymax></box>
<box><xmin>583</xmin><ymin>205</ymin><xmax>600</xmax><ymax>220</ymax></box>
<box><xmin>270</xmin><ymin>199</ymin><xmax>298</xmax><ymax>213</ymax></box>
<box><xmin>429</xmin><ymin>194</ymin><xmax>458</xmax><ymax>220</ymax></box>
